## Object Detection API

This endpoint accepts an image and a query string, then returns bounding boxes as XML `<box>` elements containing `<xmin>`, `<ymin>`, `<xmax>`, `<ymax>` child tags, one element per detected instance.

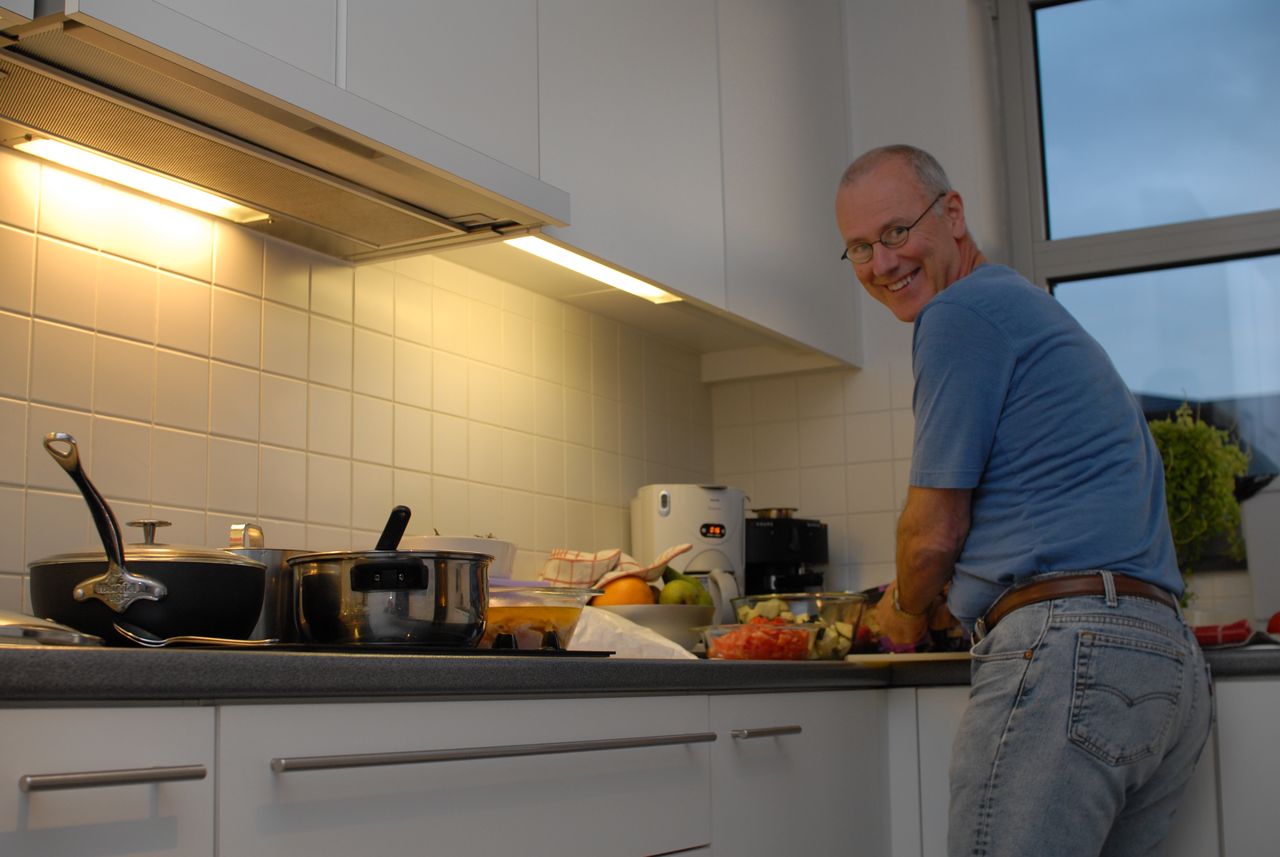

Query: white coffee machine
<box><xmin>631</xmin><ymin>484</ymin><xmax>746</xmax><ymax>623</ymax></box>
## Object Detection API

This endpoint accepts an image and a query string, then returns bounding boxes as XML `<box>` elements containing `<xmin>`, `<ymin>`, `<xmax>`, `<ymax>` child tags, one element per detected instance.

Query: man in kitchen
<box><xmin>834</xmin><ymin>144</ymin><xmax>1212</xmax><ymax>856</ymax></box>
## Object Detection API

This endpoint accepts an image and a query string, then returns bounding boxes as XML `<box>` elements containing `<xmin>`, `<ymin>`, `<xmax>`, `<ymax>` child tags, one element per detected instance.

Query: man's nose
<box><xmin>870</xmin><ymin>242</ymin><xmax>899</xmax><ymax>276</ymax></box>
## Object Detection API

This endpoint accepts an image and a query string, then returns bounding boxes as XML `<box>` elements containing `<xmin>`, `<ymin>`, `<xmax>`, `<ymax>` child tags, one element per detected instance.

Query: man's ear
<box><xmin>944</xmin><ymin>192</ymin><xmax>967</xmax><ymax>239</ymax></box>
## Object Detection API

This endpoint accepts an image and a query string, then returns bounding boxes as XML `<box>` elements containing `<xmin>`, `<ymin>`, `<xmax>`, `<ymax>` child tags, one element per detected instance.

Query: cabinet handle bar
<box><xmin>270</xmin><ymin>731</ymin><xmax>718</xmax><ymax>773</ymax></box>
<box><xmin>19</xmin><ymin>764</ymin><xmax>207</xmax><ymax>792</ymax></box>
<box><xmin>730</xmin><ymin>725</ymin><xmax>803</xmax><ymax>740</ymax></box>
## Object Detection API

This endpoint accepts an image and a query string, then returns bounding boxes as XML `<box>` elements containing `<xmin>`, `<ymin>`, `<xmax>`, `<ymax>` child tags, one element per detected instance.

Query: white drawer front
<box><xmin>218</xmin><ymin>695</ymin><xmax>711</xmax><ymax>857</ymax></box>
<box><xmin>0</xmin><ymin>706</ymin><xmax>215</xmax><ymax>857</ymax></box>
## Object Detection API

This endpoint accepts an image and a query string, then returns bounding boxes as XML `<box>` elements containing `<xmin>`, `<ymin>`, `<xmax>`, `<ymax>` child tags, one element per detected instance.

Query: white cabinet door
<box><xmin>0</xmin><ymin>706</ymin><xmax>215</xmax><ymax>857</ymax></box>
<box><xmin>0</xmin><ymin>1</ymin><xmax>33</xmax><ymax>25</ymax></box>
<box><xmin>538</xmin><ymin>0</ymin><xmax>727</xmax><ymax>309</ymax></box>
<box><xmin>915</xmin><ymin>686</ymin><xmax>968</xmax><ymax>857</ymax></box>
<box><xmin>1215</xmin><ymin>678</ymin><xmax>1279</xmax><ymax>856</ymax></box>
<box><xmin>136</xmin><ymin>0</ymin><xmax>339</xmax><ymax>82</ymax></box>
<box><xmin>218</xmin><ymin>695</ymin><xmax>712</xmax><ymax>857</ymax></box>
<box><xmin>345</xmin><ymin>1</ymin><xmax>540</xmax><ymax>177</ymax></box>
<box><xmin>717</xmin><ymin>0</ymin><xmax>859</xmax><ymax>365</ymax></box>
<box><xmin>708</xmin><ymin>690</ymin><xmax>888</xmax><ymax>856</ymax></box>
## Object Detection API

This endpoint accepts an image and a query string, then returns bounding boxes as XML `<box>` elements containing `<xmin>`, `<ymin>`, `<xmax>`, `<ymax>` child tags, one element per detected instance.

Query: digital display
<box><xmin>700</xmin><ymin>523</ymin><xmax>726</xmax><ymax>539</ymax></box>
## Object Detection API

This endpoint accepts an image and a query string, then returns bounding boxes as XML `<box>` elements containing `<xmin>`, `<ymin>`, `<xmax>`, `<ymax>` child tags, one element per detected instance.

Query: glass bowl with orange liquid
<box><xmin>480</xmin><ymin>581</ymin><xmax>600</xmax><ymax>650</ymax></box>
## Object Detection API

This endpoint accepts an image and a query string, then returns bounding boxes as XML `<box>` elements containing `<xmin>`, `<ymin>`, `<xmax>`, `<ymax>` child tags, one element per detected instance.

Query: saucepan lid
<box><xmin>0</xmin><ymin>609</ymin><xmax>103</xmax><ymax>646</ymax></box>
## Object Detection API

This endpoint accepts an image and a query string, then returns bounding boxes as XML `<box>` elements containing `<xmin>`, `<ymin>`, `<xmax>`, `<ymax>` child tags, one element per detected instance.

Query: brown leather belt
<box><xmin>974</xmin><ymin>572</ymin><xmax>1178</xmax><ymax>640</ymax></box>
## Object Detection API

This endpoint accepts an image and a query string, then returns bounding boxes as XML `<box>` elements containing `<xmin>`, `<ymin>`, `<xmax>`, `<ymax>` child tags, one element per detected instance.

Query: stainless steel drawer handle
<box><xmin>730</xmin><ymin>725</ymin><xmax>803</xmax><ymax>740</ymax></box>
<box><xmin>270</xmin><ymin>731</ymin><xmax>718</xmax><ymax>773</ymax></box>
<box><xmin>19</xmin><ymin>764</ymin><xmax>208</xmax><ymax>792</ymax></box>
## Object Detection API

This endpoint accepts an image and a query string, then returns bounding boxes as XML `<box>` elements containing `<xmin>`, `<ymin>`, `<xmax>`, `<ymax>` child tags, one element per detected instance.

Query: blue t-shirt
<box><xmin>910</xmin><ymin>264</ymin><xmax>1181</xmax><ymax>627</ymax></box>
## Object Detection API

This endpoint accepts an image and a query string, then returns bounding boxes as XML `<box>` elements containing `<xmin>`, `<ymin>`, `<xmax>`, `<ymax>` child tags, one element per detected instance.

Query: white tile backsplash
<box><xmin>310</xmin><ymin>261</ymin><xmax>352</xmax><ymax>321</ymax></box>
<box><xmin>90</xmin><ymin>415</ymin><xmax>150</xmax><ymax>502</ymax></box>
<box><xmin>354</xmin><ymin>264</ymin><xmax>395</xmax><ymax>333</ymax></box>
<box><xmin>394</xmin><ymin>275</ymin><xmax>432</xmax><ymax>345</ymax></box>
<box><xmin>259</xmin><ymin>373</ymin><xmax>307</xmax><ymax>449</ymax></box>
<box><xmin>260</xmin><ymin>445</ymin><xmax>306</xmax><ymax>520</ymax></box>
<box><xmin>0</xmin><ymin>153</ymin><xmax>38</xmax><ymax>232</ymax></box>
<box><xmin>263</xmin><ymin>241</ymin><xmax>310</xmax><ymax>308</ymax></box>
<box><xmin>213</xmin><ymin>221</ymin><xmax>264</xmax><ymax>297</ymax></box>
<box><xmin>34</xmin><ymin>237</ymin><xmax>97</xmax><ymax>328</ymax></box>
<box><xmin>309</xmin><ymin>315</ymin><xmax>353</xmax><ymax>389</ymax></box>
<box><xmin>156</xmin><ymin>272</ymin><xmax>211</xmax><ymax>356</ymax></box>
<box><xmin>260</xmin><ymin>301</ymin><xmax>307</xmax><ymax>377</ymax></box>
<box><xmin>97</xmin><ymin>255</ymin><xmax>157</xmax><ymax>343</ymax></box>
<box><xmin>208</xmin><ymin>436</ymin><xmax>259</xmax><ymax>514</ymax></box>
<box><xmin>0</xmin><ymin>226</ymin><xmax>34</xmax><ymax>314</ymax></box>
<box><xmin>153</xmin><ymin>347</ymin><xmax>208</xmax><ymax>432</ymax></box>
<box><xmin>212</xmin><ymin>287</ymin><xmax>263</xmax><ymax>368</ymax></box>
<box><xmin>94</xmin><ymin>335</ymin><xmax>154</xmax><ymax>421</ymax></box>
<box><xmin>30</xmin><ymin>320</ymin><xmax>93</xmax><ymax>410</ymax></box>
<box><xmin>432</xmin><ymin>351</ymin><xmax>468</xmax><ymax>417</ymax></box>
<box><xmin>209</xmin><ymin>361</ymin><xmax>259</xmax><ymax>440</ymax></box>
<box><xmin>0</xmin><ymin>312</ymin><xmax>31</xmax><ymax>398</ymax></box>
<box><xmin>351</xmin><ymin>393</ymin><xmax>392</xmax><ymax>465</ymax></box>
<box><xmin>307</xmin><ymin>384</ymin><xmax>352</xmax><ymax>458</ymax></box>
<box><xmin>0</xmin><ymin>399</ymin><xmax>26</xmax><ymax>485</ymax></box>
<box><xmin>151</xmin><ymin>427</ymin><xmax>208</xmax><ymax>509</ymax></box>
<box><xmin>2</xmin><ymin>148</ymin><xmax>715</xmax><ymax>605</ymax></box>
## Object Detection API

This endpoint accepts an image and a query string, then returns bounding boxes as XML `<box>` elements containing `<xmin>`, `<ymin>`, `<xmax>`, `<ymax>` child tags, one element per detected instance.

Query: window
<box><xmin>998</xmin><ymin>0</ymin><xmax>1280</xmax><ymax>480</ymax></box>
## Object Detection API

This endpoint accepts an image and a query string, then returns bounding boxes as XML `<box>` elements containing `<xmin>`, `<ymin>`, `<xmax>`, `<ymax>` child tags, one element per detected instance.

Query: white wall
<box><xmin>0</xmin><ymin>147</ymin><xmax>713</xmax><ymax>613</ymax></box>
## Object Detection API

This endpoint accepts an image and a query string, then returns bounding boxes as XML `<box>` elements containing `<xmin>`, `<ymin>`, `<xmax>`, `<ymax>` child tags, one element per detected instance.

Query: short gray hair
<box><xmin>840</xmin><ymin>144</ymin><xmax>952</xmax><ymax>198</ymax></box>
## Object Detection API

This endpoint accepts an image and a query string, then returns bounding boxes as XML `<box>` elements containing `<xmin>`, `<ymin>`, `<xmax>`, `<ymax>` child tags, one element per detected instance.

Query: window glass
<box><xmin>1036</xmin><ymin>0</ymin><xmax>1280</xmax><ymax>239</ymax></box>
<box><xmin>1054</xmin><ymin>255</ymin><xmax>1280</xmax><ymax>476</ymax></box>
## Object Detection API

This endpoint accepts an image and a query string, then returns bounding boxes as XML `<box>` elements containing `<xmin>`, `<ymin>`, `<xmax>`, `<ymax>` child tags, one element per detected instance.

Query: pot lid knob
<box><xmin>126</xmin><ymin>519</ymin><xmax>171</xmax><ymax>545</ymax></box>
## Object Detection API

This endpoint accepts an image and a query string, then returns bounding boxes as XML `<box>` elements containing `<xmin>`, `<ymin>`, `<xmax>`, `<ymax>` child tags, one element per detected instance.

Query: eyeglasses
<box><xmin>841</xmin><ymin>192</ymin><xmax>946</xmax><ymax>265</ymax></box>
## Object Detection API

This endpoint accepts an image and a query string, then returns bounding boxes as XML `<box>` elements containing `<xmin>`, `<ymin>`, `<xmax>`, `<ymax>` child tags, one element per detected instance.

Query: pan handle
<box><xmin>44</xmin><ymin>433</ymin><xmax>127</xmax><ymax>571</ymax></box>
<box><xmin>43</xmin><ymin>432</ymin><xmax>167</xmax><ymax>613</ymax></box>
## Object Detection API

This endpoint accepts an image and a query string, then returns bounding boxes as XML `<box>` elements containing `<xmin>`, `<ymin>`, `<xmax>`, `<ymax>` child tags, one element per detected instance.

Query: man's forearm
<box><xmin>894</xmin><ymin>486</ymin><xmax>972</xmax><ymax>614</ymax></box>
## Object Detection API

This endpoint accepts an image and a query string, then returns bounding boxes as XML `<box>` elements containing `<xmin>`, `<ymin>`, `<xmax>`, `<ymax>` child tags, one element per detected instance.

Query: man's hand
<box><xmin>873</xmin><ymin>581</ymin><xmax>931</xmax><ymax>649</ymax></box>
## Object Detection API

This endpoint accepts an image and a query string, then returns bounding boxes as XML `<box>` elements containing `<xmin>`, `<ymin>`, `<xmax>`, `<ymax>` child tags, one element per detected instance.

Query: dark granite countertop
<box><xmin>1</xmin><ymin>644</ymin><xmax>1275</xmax><ymax>706</ymax></box>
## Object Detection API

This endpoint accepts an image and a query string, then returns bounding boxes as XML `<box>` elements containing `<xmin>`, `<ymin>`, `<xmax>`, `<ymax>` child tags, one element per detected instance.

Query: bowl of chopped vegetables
<box><xmin>700</xmin><ymin>619</ymin><xmax>817</xmax><ymax>660</ymax></box>
<box><xmin>729</xmin><ymin>592</ymin><xmax>868</xmax><ymax>659</ymax></box>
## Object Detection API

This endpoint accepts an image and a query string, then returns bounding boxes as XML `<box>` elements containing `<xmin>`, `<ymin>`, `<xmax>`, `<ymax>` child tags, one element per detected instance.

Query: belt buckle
<box><xmin>973</xmin><ymin>617</ymin><xmax>988</xmax><ymax>643</ymax></box>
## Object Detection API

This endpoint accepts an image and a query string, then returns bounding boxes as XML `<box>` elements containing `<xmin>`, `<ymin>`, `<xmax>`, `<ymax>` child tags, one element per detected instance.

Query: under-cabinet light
<box><xmin>14</xmin><ymin>137</ymin><xmax>269</xmax><ymax>224</ymax></box>
<box><xmin>504</xmin><ymin>235</ymin><xmax>681</xmax><ymax>304</ymax></box>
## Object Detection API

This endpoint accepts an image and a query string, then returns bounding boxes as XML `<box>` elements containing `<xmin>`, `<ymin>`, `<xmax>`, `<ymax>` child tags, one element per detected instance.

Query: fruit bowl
<box><xmin>594</xmin><ymin>603</ymin><xmax>716</xmax><ymax>650</ymax></box>
<box><xmin>730</xmin><ymin>592</ymin><xmax>868</xmax><ymax>659</ymax></box>
<box><xmin>700</xmin><ymin>621</ymin><xmax>818</xmax><ymax>660</ymax></box>
<box><xmin>480</xmin><ymin>581</ymin><xmax>599</xmax><ymax>650</ymax></box>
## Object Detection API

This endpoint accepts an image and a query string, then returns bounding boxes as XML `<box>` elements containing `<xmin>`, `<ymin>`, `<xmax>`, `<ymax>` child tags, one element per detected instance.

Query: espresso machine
<box><xmin>743</xmin><ymin>508</ymin><xmax>828</xmax><ymax>595</ymax></box>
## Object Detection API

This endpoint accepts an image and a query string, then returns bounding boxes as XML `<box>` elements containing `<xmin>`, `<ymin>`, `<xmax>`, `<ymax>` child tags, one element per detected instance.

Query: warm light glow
<box><xmin>504</xmin><ymin>235</ymin><xmax>681</xmax><ymax>304</ymax></box>
<box><xmin>14</xmin><ymin>138</ymin><xmax>269</xmax><ymax>224</ymax></box>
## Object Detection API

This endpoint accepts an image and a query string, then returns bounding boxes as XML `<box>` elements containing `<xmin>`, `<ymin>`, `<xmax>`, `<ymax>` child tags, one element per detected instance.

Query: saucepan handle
<box><xmin>43</xmin><ymin>432</ymin><xmax>127</xmax><ymax>571</ymax></box>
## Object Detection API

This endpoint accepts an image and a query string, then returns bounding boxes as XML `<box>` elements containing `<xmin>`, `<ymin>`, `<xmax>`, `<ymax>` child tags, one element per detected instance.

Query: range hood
<box><xmin>0</xmin><ymin>14</ymin><xmax>565</xmax><ymax>262</ymax></box>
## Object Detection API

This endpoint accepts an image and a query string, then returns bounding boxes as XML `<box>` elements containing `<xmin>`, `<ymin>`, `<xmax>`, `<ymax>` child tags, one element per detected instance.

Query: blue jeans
<box><xmin>949</xmin><ymin>578</ymin><xmax>1213</xmax><ymax>857</ymax></box>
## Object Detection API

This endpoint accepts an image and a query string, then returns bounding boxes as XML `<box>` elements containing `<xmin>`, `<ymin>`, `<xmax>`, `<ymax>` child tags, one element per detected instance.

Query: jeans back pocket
<box><xmin>1068</xmin><ymin>629</ymin><xmax>1184</xmax><ymax>766</ymax></box>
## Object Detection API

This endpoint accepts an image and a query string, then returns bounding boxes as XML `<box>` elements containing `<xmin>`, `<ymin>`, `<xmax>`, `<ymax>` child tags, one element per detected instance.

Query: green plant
<box><xmin>1148</xmin><ymin>404</ymin><xmax>1249</xmax><ymax>591</ymax></box>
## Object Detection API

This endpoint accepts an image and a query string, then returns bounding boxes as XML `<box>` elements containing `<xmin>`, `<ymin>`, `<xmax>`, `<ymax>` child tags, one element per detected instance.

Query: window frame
<box><xmin>995</xmin><ymin>0</ymin><xmax>1280</xmax><ymax>289</ymax></box>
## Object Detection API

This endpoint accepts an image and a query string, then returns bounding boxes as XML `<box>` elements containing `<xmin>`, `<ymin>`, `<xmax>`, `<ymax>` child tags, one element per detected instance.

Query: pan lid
<box><xmin>32</xmin><ymin>520</ymin><xmax>266</xmax><ymax>569</ymax></box>
<box><xmin>0</xmin><ymin>609</ymin><xmax>103</xmax><ymax>646</ymax></box>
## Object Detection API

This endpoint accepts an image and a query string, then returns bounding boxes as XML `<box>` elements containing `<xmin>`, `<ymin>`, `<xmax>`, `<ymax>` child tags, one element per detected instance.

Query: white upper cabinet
<box><xmin>717</xmin><ymin>0</ymin><xmax>858</xmax><ymax>365</ymax></box>
<box><xmin>0</xmin><ymin>2</ymin><xmax>33</xmax><ymax>26</ymax></box>
<box><xmin>537</xmin><ymin>0</ymin><xmax>728</xmax><ymax>309</ymax></box>
<box><xmin>141</xmin><ymin>0</ymin><xmax>339</xmax><ymax>83</ymax></box>
<box><xmin>344</xmin><ymin>1</ymin><xmax>540</xmax><ymax>178</ymax></box>
<box><xmin>49</xmin><ymin>0</ymin><xmax>568</xmax><ymax>227</ymax></box>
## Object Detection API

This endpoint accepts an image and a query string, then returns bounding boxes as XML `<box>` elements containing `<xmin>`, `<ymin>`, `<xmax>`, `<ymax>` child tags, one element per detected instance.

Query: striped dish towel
<box><xmin>540</xmin><ymin>543</ymin><xmax>692</xmax><ymax>588</ymax></box>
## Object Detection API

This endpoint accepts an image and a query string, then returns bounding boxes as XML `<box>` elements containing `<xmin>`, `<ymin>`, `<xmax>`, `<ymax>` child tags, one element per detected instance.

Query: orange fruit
<box><xmin>591</xmin><ymin>575</ymin><xmax>656</xmax><ymax>606</ymax></box>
